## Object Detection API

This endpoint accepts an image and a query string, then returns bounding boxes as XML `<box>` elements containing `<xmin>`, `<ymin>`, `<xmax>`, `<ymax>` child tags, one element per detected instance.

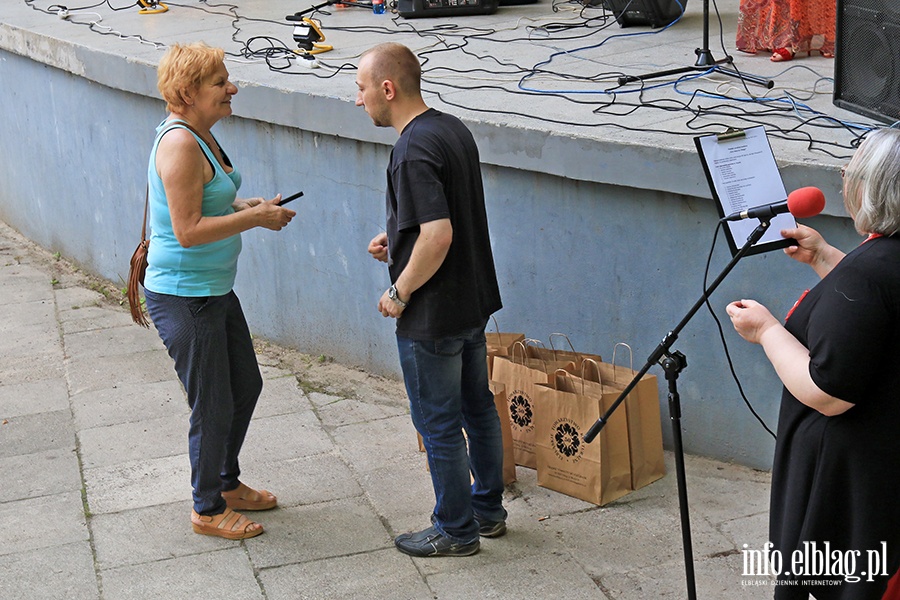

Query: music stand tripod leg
<box><xmin>615</xmin><ymin>0</ymin><xmax>774</xmax><ymax>89</ymax></box>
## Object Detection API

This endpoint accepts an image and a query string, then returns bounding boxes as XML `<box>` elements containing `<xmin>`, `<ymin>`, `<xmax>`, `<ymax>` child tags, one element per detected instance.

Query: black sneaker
<box><xmin>394</xmin><ymin>525</ymin><xmax>480</xmax><ymax>557</ymax></box>
<box><xmin>474</xmin><ymin>515</ymin><xmax>507</xmax><ymax>538</ymax></box>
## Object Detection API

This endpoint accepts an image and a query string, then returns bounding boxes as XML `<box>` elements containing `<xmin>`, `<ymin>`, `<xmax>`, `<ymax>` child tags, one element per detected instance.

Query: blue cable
<box><xmin>518</xmin><ymin>0</ymin><xmax>686</xmax><ymax>95</ymax></box>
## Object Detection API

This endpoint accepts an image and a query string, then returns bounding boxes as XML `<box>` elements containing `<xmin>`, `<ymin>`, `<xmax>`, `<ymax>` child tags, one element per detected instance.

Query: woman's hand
<box><xmin>725</xmin><ymin>299</ymin><xmax>780</xmax><ymax>344</ymax></box>
<box><xmin>233</xmin><ymin>197</ymin><xmax>263</xmax><ymax>212</ymax></box>
<box><xmin>781</xmin><ymin>224</ymin><xmax>845</xmax><ymax>279</ymax></box>
<box><xmin>726</xmin><ymin>298</ymin><xmax>855</xmax><ymax>416</ymax></box>
<box><xmin>251</xmin><ymin>195</ymin><xmax>295</xmax><ymax>231</ymax></box>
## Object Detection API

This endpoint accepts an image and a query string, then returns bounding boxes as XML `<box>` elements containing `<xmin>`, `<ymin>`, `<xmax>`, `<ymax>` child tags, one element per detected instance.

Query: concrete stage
<box><xmin>0</xmin><ymin>0</ymin><xmax>883</xmax><ymax>468</ymax></box>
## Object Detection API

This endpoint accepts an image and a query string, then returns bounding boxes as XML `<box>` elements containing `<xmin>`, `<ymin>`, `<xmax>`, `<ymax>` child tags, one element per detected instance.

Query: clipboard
<box><xmin>695</xmin><ymin>125</ymin><xmax>797</xmax><ymax>257</ymax></box>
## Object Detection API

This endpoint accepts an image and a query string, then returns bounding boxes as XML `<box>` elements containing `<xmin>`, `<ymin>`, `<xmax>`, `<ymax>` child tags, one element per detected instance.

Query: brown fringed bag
<box><xmin>127</xmin><ymin>187</ymin><xmax>150</xmax><ymax>327</ymax></box>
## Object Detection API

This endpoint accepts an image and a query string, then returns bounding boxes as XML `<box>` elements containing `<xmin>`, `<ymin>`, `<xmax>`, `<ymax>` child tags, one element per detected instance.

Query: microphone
<box><xmin>723</xmin><ymin>186</ymin><xmax>825</xmax><ymax>222</ymax></box>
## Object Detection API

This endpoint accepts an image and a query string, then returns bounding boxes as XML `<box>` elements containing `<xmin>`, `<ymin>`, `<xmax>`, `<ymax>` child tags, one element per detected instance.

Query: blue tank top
<box><xmin>144</xmin><ymin>119</ymin><xmax>243</xmax><ymax>297</ymax></box>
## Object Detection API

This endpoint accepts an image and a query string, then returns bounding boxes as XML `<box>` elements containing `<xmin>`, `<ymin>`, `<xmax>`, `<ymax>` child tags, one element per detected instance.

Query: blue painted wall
<box><xmin>0</xmin><ymin>49</ymin><xmax>862</xmax><ymax>469</ymax></box>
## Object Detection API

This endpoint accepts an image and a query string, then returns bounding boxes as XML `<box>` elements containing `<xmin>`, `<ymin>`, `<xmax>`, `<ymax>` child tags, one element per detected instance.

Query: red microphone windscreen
<box><xmin>787</xmin><ymin>186</ymin><xmax>826</xmax><ymax>218</ymax></box>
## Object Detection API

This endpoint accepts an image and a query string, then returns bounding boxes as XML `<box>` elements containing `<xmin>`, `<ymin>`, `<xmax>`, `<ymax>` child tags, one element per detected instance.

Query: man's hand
<box><xmin>369</xmin><ymin>232</ymin><xmax>388</xmax><ymax>263</ymax></box>
<box><xmin>378</xmin><ymin>288</ymin><xmax>406</xmax><ymax>319</ymax></box>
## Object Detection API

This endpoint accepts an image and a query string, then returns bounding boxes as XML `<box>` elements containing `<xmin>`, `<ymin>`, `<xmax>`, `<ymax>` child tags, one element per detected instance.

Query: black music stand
<box><xmin>583</xmin><ymin>217</ymin><xmax>776</xmax><ymax>600</ymax></box>
<box><xmin>615</xmin><ymin>0</ymin><xmax>774</xmax><ymax>89</ymax></box>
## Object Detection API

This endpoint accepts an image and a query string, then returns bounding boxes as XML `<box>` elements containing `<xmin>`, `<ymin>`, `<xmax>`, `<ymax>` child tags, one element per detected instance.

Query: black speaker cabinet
<box><xmin>603</xmin><ymin>0</ymin><xmax>688</xmax><ymax>28</ymax></box>
<box><xmin>834</xmin><ymin>0</ymin><xmax>900</xmax><ymax>123</ymax></box>
<box><xmin>396</xmin><ymin>0</ymin><xmax>498</xmax><ymax>18</ymax></box>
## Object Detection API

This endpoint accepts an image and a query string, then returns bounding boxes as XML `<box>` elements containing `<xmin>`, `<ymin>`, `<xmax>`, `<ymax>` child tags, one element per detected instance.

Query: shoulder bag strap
<box><xmin>162</xmin><ymin>119</ymin><xmax>232</xmax><ymax>170</ymax></box>
<box><xmin>141</xmin><ymin>185</ymin><xmax>149</xmax><ymax>242</ymax></box>
<box><xmin>142</xmin><ymin>120</ymin><xmax>209</xmax><ymax>239</ymax></box>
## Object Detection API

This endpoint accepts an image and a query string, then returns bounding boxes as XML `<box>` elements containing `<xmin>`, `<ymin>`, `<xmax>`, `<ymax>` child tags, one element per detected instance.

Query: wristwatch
<box><xmin>388</xmin><ymin>284</ymin><xmax>408</xmax><ymax>308</ymax></box>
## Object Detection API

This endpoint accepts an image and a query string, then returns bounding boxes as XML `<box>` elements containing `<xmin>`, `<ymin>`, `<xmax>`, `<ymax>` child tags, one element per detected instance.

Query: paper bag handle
<box><xmin>611</xmin><ymin>342</ymin><xmax>634</xmax><ymax>384</ymax></box>
<box><xmin>580</xmin><ymin>358</ymin><xmax>607</xmax><ymax>391</ymax></box>
<box><xmin>510</xmin><ymin>340</ymin><xmax>527</xmax><ymax>364</ymax></box>
<box><xmin>548</xmin><ymin>333</ymin><xmax>578</xmax><ymax>360</ymax></box>
<box><xmin>552</xmin><ymin>368</ymin><xmax>582</xmax><ymax>395</ymax></box>
<box><xmin>511</xmin><ymin>339</ymin><xmax>547</xmax><ymax>368</ymax></box>
<box><xmin>525</xmin><ymin>338</ymin><xmax>551</xmax><ymax>365</ymax></box>
<box><xmin>525</xmin><ymin>338</ymin><xmax>547</xmax><ymax>350</ymax></box>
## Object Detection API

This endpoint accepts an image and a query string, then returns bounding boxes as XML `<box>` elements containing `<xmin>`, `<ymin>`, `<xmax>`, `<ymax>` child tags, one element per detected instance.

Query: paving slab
<box><xmin>0</xmin><ymin>298</ymin><xmax>55</xmax><ymax>328</ymax></box>
<box><xmin>58</xmin><ymin>306</ymin><xmax>137</xmax><ymax>336</ymax></box>
<box><xmin>84</xmin><ymin>454</ymin><xmax>190</xmax><ymax>515</ymax></box>
<box><xmin>0</xmin><ymin>351</ymin><xmax>66</xmax><ymax>384</ymax></box>
<box><xmin>237</xmin><ymin>452</ymin><xmax>364</xmax><ymax>509</ymax></box>
<box><xmin>64</xmin><ymin>348</ymin><xmax>177</xmax><ymax>394</ymax></box>
<box><xmin>100</xmin><ymin>547</ymin><xmax>264</xmax><ymax>600</ymax></box>
<box><xmin>0</xmin><ymin>409</ymin><xmax>75</xmax><ymax>459</ymax></box>
<box><xmin>0</xmin><ymin>379</ymin><xmax>69</xmax><ymax>419</ymax></box>
<box><xmin>63</xmin><ymin>324</ymin><xmax>166</xmax><ymax>359</ymax></box>
<box><xmin>0</xmin><ymin>446</ymin><xmax>82</xmax><ymax>504</ymax></box>
<box><xmin>260</xmin><ymin>548</ymin><xmax>433</xmax><ymax>600</ymax></box>
<box><xmin>77</xmin><ymin>412</ymin><xmax>187</xmax><ymax>469</ymax></box>
<box><xmin>239</xmin><ymin>410</ymin><xmax>336</xmax><ymax>464</ymax></box>
<box><xmin>0</xmin><ymin>491</ymin><xmax>88</xmax><ymax>555</ymax></box>
<box><xmin>246</xmin><ymin>496</ymin><xmax>394</xmax><ymax>569</ymax></box>
<box><xmin>428</xmin><ymin>551</ymin><xmax>604</xmax><ymax>599</ymax></box>
<box><xmin>0</xmin><ymin>541</ymin><xmax>98</xmax><ymax>600</ymax></box>
<box><xmin>91</xmin><ymin>501</ymin><xmax>234</xmax><ymax>571</ymax></box>
<box><xmin>69</xmin><ymin>379</ymin><xmax>188</xmax><ymax>430</ymax></box>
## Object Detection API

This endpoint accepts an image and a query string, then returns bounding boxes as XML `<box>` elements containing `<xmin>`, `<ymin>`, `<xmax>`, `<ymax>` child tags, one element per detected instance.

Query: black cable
<box><xmin>703</xmin><ymin>221</ymin><xmax>777</xmax><ymax>439</ymax></box>
<box><xmin>21</xmin><ymin>0</ymin><xmax>882</xmax><ymax>153</ymax></box>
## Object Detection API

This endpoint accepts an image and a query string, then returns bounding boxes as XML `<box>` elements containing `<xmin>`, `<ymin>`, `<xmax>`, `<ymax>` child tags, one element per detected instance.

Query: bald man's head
<box><xmin>359</xmin><ymin>42</ymin><xmax>422</xmax><ymax>99</ymax></box>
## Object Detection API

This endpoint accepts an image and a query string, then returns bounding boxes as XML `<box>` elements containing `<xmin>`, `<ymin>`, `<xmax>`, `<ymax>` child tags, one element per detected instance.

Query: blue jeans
<box><xmin>397</xmin><ymin>323</ymin><xmax>507</xmax><ymax>544</ymax></box>
<box><xmin>144</xmin><ymin>290</ymin><xmax>263</xmax><ymax>516</ymax></box>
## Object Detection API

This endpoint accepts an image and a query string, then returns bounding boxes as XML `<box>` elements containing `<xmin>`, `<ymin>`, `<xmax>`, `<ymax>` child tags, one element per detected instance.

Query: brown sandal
<box><xmin>191</xmin><ymin>508</ymin><xmax>264</xmax><ymax>540</ymax></box>
<box><xmin>221</xmin><ymin>482</ymin><xmax>277</xmax><ymax>511</ymax></box>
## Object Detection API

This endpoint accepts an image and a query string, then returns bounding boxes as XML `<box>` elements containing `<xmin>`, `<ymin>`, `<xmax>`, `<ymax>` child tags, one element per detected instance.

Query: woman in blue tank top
<box><xmin>143</xmin><ymin>42</ymin><xmax>296</xmax><ymax>540</ymax></box>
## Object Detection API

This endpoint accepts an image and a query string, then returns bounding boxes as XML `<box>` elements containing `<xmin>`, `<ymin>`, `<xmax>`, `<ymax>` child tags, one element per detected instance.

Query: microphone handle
<box><xmin>725</xmin><ymin>200</ymin><xmax>788</xmax><ymax>222</ymax></box>
<box><xmin>745</xmin><ymin>200</ymin><xmax>788</xmax><ymax>220</ymax></box>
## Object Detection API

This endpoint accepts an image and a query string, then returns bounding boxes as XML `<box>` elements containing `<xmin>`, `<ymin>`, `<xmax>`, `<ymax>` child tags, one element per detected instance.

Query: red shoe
<box><xmin>770</xmin><ymin>48</ymin><xmax>793</xmax><ymax>62</ymax></box>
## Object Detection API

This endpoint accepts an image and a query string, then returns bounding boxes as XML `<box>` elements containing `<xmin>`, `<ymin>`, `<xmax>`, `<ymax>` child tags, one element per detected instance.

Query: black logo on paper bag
<box><xmin>508</xmin><ymin>390</ymin><xmax>534</xmax><ymax>432</ymax></box>
<box><xmin>552</xmin><ymin>418</ymin><xmax>584</xmax><ymax>462</ymax></box>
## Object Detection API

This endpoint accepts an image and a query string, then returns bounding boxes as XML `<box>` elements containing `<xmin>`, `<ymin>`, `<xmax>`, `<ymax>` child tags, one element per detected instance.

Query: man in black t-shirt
<box><xmin>357</xmin><ymin>42</ymin><xmax>506</xmax><ymax>557</ymax></box>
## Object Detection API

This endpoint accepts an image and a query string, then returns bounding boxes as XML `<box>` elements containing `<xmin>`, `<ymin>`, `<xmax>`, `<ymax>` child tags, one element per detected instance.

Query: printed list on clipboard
<box><xmin>695</xmin><ymin>125</ymin><xmax>796</xmax><ymax>256</ymax></box>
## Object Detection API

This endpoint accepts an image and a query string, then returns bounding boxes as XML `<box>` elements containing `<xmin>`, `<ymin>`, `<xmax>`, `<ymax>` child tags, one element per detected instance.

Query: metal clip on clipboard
<box><xmin>715</xmin><ymin>127</ymin><xmax>746</xmax><ymax>142</ymax></box>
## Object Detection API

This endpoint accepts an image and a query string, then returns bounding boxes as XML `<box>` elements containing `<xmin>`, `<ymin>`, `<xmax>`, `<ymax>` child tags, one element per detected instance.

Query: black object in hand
<box><xmin>280</xmin><ymin>191</ymin><xmax>304</xmax><ymax>205</ymax></box>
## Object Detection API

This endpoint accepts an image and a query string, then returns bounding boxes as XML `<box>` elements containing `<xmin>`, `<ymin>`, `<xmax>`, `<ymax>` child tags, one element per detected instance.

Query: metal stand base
<box><xmin>616</xmin><ymin>1</ymin><xmax>774</xmax><ymax>90</ymax></box>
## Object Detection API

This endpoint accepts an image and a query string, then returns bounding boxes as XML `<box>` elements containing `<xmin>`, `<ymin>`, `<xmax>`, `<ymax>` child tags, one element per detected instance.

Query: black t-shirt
<box><xmin>769</xmin><ymin>235</ymin><xmax>900</xmax><ymax>599</ymax></box>
<box><xmin>385</xmin><ymin>108</ymin><xmax>502</xmax><ymax>340</ymax></box>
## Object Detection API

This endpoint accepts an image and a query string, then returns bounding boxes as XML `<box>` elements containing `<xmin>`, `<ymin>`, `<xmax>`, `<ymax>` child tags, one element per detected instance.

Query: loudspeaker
<box><xmin>603</xmin><ymin>0</ymin><xmax>688</xmax><ymax>28</ymax></box>
<box><xmin>834</xmin><ymin>0</ymin><xmax>900</xmax><ymax>123</ymax></box>
<box><xmin>396</xmin><ymin>0</ymin><xmax>498</xmax><ymax>18</ymax></box>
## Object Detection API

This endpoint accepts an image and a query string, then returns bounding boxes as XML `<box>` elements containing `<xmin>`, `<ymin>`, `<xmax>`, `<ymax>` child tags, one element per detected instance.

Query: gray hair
<box><xmin>843</xmin><ymin>128</ymin><xmax>900</xmax><ymax>236</ymax></box>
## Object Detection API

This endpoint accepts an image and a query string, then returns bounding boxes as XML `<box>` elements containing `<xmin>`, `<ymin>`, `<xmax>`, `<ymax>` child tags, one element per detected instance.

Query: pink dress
<box><xmin>736</xmin><ymin>0</ymin><xmax>835</xmax><ymax>56</ymax></box>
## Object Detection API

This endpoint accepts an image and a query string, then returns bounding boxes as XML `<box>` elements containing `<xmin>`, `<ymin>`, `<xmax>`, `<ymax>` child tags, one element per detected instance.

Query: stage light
<box><xmin>288</xmin><ymin>17</ymin><xmax>333</xmax><ymax>56</ymax></box>
<box><xmin>138</xmin><ymin>0</ymin><xmax>169</xmax><ymax>14</ymax></box>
